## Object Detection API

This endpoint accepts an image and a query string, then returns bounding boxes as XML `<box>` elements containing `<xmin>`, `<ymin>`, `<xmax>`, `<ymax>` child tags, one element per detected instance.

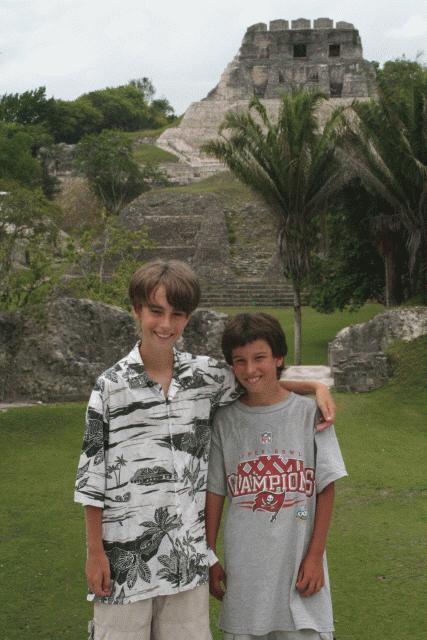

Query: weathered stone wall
<box><xmin>0</xmin><ymin>299</ymin><xmax>228</xmax><ymax>402</ymax></box>
<box><xmin>0</xmin><ymin>299</ymin><xmax>137</xmax><ymax>402</ymax></box>
<box><xmin>329</xmin><ymin>308</ymin><xmax>427</xmax><ymax>391</ymax></box>
<box><xmin>157</xmin><ymin>18</ymin><xmax>376</xmax><ymax>169</ymax></box>
<box><xmin>229</xmin><ymin>18</ymin><xmax>372</xmax><ymax>100</ymax></box>
<box><xmin>119</xmin><ymin>182</ymin><xmax>294</xmax><ymax>304</ymax></box>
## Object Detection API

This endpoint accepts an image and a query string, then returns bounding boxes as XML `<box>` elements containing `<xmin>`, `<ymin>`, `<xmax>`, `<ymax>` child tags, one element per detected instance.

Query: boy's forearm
<box><xmin>280</xmin><ymin>379</ymin><xmax>322</xmax><ymax>394</ymax></box>
<box><xmin>306</xmin><ymin>483</ymin><xmax>335</xmax><ymax>558</ymax></box>
<box><xmin>85</xmin><ymin>505</ymin><xmax>105</xmax><ymax>554</ymax></box>
<box><xmin>205</xmin><ymin>491</ymin><xmax>225</xmax><ymax>553</ymax></box>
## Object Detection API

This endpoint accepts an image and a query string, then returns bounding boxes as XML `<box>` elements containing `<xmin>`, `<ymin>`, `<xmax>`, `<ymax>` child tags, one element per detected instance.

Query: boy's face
<box><xmin>231</xmin><ymin>339</ymin><xmax>283</xmax><ymax>396</ymax></box>
<box><xmin>134</xmin><ymin>285</ymin><xmax>190</xmax><ymax>351</ymax></box>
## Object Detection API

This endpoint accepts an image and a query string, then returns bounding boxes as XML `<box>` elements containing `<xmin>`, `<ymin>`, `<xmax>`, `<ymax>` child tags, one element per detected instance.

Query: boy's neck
<box><xmin>139</xmin><ymin>342</ymin><xmax>174</xmax><ymax>376</ymax></box>
<box><xmin>240</xmin><ymin>383</ymin><xmax>289</xmax><ymax>407</ymax></box>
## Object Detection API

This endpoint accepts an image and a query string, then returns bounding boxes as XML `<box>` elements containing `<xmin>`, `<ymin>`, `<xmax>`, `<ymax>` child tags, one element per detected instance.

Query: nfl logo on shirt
<box><xmin>261</xmin><ymin>431</ymin><xmax>272</xmax><ymax>444</ymax></box>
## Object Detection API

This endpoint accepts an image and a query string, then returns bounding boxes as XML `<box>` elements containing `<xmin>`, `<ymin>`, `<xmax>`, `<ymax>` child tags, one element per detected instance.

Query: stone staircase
<box><xmin>200</xmin><ymin>281</ymin><xmax>298</xmax><ymax>307</ymax></box>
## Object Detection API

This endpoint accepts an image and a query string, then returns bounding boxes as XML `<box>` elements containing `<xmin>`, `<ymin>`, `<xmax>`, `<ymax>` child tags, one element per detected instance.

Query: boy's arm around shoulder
<box><xmin>296</xmin><ymin>482</ymin><xmax>334</xmax><ymax>597</ymax></box>
<box><xmin>280</xmin><ymin>379</ymin><xmax>336</xmax><ymax>430</ymax></box>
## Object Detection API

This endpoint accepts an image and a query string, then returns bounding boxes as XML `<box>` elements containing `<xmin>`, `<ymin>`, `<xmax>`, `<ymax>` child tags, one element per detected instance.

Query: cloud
<box><xmin>387</xmin><ymin>15</ymin><xmax>427</xmax><ymax>39</ymax></box>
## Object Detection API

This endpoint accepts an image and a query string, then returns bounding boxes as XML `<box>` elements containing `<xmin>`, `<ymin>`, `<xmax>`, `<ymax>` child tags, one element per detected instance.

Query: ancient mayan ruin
<box><xmin>157</xmin><ymin>18</ymin><xmax>377</xmax><ymax>181</ymax></box>
<box><xmin>125</xmin><ymin>19</ymin><xmax>378</xmax><ymax>305</ymax></box>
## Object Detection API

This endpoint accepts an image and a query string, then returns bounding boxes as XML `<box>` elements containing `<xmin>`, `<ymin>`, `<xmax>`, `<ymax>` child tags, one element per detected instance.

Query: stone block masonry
<box><xmin>157</xmin><ymin>18</ymin><xmax>376</xmax><ymax>177</ymax></box>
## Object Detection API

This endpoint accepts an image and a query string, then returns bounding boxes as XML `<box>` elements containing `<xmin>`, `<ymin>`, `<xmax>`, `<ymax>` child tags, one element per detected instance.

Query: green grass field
<box><xmin>132</xmin><ymin>142</ymin><xmax>179</xmax><ymax>164</ymax></box>
<box><xmin>0</xmin><ymin>309</ymin><xmax>425</xmax><ymax>640</ymax></box>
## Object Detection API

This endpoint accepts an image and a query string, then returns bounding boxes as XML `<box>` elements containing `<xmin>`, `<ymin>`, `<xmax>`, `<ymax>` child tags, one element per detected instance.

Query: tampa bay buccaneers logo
<box><xmin>253</xmin><ymin>490</ymin><xmax>286</xmax><ymax>522</ymax></box>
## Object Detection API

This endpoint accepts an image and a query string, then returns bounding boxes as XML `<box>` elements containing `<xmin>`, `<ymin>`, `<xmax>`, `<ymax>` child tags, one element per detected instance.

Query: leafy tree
<box><xmin>129</xmin><ymin>77</ymin><xmax>156</xmax><ymax>102</ymax></box>
<box><xmin>339</xmin><ymin>59</ymin><xmax>427</xmax><ymax>303</ymax></box>
<box><xmin>45</xmin><ymin>98</ymin><xmax>103</xmax><ymax>143</ymax></box>
<box><xmin>0</xmin><ymin>180</ymin><xmax>64</xmax><ymax>310</ymax></box>
<box><xmin>203</xmin><ymin>92</ymin><xmax>347</xmax><ymax>364</ymax></box>
<box><xmin>0</xmin><ymin>123</ymin><xmax>42</xmax><ymax>188</ymax></box>
<box><xmin>151</xmin><ymin>97</ymin><xmax>176</xmax><ymax>123</ymax></box>
<box><xmin>0</xmin><ymin>86</ymin><xmax>54</xmax><ymax>125</ymax></box>
<box><xmin>66</xmin><ymin>215</ymin><xmax>153</xmax><ymax>309</ymax></box>
<box><xmin>82</xmin><ymin>85</ymin><xmax>153</xmax><ymax>131</ymax></box>
<box><xmin>74</xmin><ymin>129</ymin><xmax>152</xmax><ymax>215</ymax></box>
<box><xmin>308</xmin><ymin>181</ymin><xmax>386</xmax><ymax>312</ymax></box>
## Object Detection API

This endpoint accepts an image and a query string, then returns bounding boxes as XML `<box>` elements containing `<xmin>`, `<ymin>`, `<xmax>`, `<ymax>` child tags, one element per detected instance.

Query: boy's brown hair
<box><xmin>129</xmin><ymin>260</ymin><xmax>201</xmax><ymax>315</ymax></box>
<box><xmin>221</xmin><ymin>313</ymin><xmax>288</xmax><ymax>378</ymax></box>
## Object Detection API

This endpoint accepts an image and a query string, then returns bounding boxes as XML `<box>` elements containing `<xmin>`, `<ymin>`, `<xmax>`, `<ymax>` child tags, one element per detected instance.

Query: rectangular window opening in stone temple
<box><xmin>330</xmin><ymin>82</ymin><xmax>343</xmax><ymax>97</ymax></box>
<box><xmin>293</xmin><ymin>44</ymin><xmax>307</xmax><ymax>58</ymax></box>
<box><xmin>329</xmin><ymin>44</ymin><xmax>340</xmax><ymax>57</ymax></box>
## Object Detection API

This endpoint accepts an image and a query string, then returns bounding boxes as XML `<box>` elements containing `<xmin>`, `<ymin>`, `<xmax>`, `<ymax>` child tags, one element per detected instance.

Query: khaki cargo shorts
<box><xmin>89</xmin><ymin>583</ymin><xmax>211</xmax><ymax>640</ymax></box>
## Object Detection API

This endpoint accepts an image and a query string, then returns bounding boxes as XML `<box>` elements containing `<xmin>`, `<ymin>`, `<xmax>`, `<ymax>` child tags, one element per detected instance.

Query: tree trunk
<box><xmin>381</xmin><ymin>236</ymin><xmax>402</xmax><ymax>307</ymax></box>
<box><xmin>292</xmin><ymin>285</ymin><xmax>302</xmax><ymax>366</ymax></box>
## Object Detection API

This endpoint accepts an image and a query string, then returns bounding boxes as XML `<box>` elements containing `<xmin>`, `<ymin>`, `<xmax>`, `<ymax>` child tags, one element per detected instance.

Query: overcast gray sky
<box><xmin>0</xmin><ymin>0</ymin><xmax>426</xmax><ymax>114</ymax></box>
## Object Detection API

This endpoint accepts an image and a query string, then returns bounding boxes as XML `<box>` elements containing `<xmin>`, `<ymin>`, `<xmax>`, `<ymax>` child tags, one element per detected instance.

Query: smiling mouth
<box><xmin>245</xmin><ymin>376</ymin><xmax>262</xmax><ymax>384</ymax></box>
<box><xmin>153</xmin><ymin>332</ymin><xmax>174</xmax><ymax>339</ymax></box>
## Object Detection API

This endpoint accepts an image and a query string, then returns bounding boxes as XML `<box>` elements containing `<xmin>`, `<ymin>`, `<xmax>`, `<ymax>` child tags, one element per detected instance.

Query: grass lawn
<box><xmin>0</xmin><ymin>312</ymin><xmax>425</xmax><ymax>640</ymax></box>
<box><xmin>132</xmin><ymin>142</ymin><xmax>179</xmax><ymax>164</ymax></box>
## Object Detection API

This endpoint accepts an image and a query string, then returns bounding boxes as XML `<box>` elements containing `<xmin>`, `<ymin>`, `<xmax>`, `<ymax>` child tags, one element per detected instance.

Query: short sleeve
<box><xmin>314</xmin><ymin>425</ymin><xmax>348</xmax><ymax>493</ymax></box>
<box><xmin>207</xmin><ymin>420</ymin><xmax>228</xmax><ymax>496</ymax></box>
<box><xmin>213</xmin><ymin>361</ymin><xmax>242</xmax><ymax>408</ymax></box>
<box><xmin>74</xmin><ymin>377</ymin><xmax>109</xmax><ymax>507</ymax></box>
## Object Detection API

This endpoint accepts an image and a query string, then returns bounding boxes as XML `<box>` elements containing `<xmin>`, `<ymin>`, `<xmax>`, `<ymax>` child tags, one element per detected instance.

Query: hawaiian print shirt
<box><xmin>74</xmin><ymin>343</ymin><xmax>240</xmax><ymax>605</ymax></box>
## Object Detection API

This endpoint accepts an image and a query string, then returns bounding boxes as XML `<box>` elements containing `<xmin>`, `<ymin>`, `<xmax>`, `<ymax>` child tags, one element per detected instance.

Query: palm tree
<box><xmin>338</xmin><ymin>85</ymin><xmax>427</xmax><ymax>302</ymax></box>
<box><xmin>203</xmin><ymin>92</ymin><xmax>346</xmax><ymax>364</ymax></box>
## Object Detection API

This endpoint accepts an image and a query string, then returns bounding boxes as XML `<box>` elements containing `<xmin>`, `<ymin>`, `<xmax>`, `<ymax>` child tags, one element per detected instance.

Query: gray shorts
<box><xmin>223</xmin><ymin>631</ymin><xmax>334</xmax><ymax>640</ymax></box>
<box><xmin>89</xmin><ymin>583</ymin><xmax>211</xmax><ymax>640</ymax></box>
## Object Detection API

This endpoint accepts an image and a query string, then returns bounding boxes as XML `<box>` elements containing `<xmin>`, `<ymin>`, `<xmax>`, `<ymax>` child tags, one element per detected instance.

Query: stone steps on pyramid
<box><xmin>200</xmin><ymin>281</ymin><xmax>304</xmax><ymax>307</ymax></box>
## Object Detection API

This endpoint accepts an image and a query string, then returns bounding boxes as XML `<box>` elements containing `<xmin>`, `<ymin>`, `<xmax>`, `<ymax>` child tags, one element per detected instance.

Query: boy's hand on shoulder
<box><xmin>296</xmin><ymin>553</ymin><xmax>324</xmax><ymax>597</ymax></box>
<box><xmin>209</xmin><ymin>562</ymin><xmax>227</xmax><ymax>601</ymax></box>
<box><xmin>314</xmin><ymin>383</ymin><xmax>336</xmax><ymax>431</ymax></box>
<box><xmin>86</xmin><ymin>550</ymin><xmax>112</xmax><ymax>597</ymax></box>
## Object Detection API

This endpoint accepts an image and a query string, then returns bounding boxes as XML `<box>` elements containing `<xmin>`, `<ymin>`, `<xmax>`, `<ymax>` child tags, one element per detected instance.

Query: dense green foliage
<box><xmin>0</xmin><ymin>77</ymin><xmax>174</xmax><ymax>313</ymax></box>
<box><xmin>308</xmin><ymin>182</ymin><xmax>386</xmax><ymax>312</ymax></box>
<box><xmin>0</xmin><ymin>86</ymin><xmax>54</xmax><ymax>126</ymax></box>
<box><xmin>74</xmin><ymin>130</ymin><xmax>151</xmax><ymax>214</ymax></box>
<box><xmin>338</xmin><ymin>58</ymin><xmax>427</xmax><ymax>305</ymax></box>
<box><xmin>0</xmin><ymin>80</ymin><xmax>177</xmax><ymax>144</ymax></box>
<box><xmin>203</xmin><ymin>92</ymin><xmax>347</xmax><ymax>363</ymax></box>
<box><xmin>0</xmin><ymin>314</ymin><xmax>425</xmax><ymax>640</ymax></box>
<box><xmin>46</xmin><ymin>98</ymin><xmax>104</xmax><ymax>144</ymax></box>
<box><xmin>0</xmin><ymin>180</ymin><xmax>64</xmax><ymax>310</ymax></box>
<box><xmin>66</xmin><ymin>215</ymin><xmax>153</xmax><ymax>309</ymax></box>
<box><xmin>0</xmin><ymin>123</ymin><xmax>43</xmax><ymax>188</ymax></box>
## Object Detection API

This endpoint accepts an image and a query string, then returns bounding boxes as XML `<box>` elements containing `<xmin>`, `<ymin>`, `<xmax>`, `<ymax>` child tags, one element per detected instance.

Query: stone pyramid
<box><xmin>157</xmin><ymin>17</ymin><xmax>377</xmax><ymax>180</ymax></box>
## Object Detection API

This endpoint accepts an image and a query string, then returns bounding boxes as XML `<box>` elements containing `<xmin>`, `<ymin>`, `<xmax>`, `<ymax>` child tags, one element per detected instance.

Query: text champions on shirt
<box><xmin>226</xmin><ymin>454</ymin><xmax>315</xmax><ymax>498</ymax></box>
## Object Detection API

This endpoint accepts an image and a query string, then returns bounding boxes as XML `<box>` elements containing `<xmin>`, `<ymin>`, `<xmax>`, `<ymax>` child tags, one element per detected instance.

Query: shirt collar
<box><xmin>128</xmin><ymin>342</ymin><xmax>194</xmax><ymax>385</ymax></box>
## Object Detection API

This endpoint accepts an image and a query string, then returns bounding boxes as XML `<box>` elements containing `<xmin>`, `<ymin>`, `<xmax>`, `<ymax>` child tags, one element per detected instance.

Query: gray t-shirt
<box><xmin>207</xmin><ymin>393</ymin><xmax>347</xmax><ymax>635</ymax></box>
